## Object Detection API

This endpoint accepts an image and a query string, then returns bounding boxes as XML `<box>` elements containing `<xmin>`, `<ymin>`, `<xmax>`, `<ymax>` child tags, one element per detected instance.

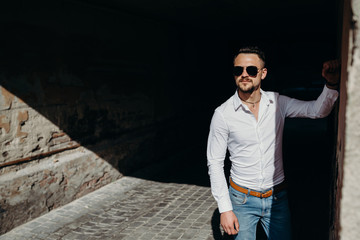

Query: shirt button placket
<box><xmin>256</xmin><ymin>124</ymin><xmax>264</xmax><ymax>189</ymax></box>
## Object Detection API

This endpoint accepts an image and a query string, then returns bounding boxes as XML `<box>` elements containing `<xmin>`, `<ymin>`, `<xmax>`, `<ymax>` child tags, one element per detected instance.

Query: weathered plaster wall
<box><xmin>0</xmin><ymin>86</ymin><xmax>79</xmax><ymax>167</ymax></box>
<box><xmin>340</xmin><ymin>0</ymin><xmax>360</xmax><ymax>238</ymax></box>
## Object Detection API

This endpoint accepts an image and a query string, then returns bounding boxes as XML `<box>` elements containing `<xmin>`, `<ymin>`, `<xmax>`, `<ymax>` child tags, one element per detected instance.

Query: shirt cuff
<box><xmin>324</xmin><ymin>85</ymin><xmax>339</xmax><ymax>97</ymax></box>
<box><xmin>217</xmin><ymin>195</ymin><xmax>233</xmax><ymax>213</ymax></box>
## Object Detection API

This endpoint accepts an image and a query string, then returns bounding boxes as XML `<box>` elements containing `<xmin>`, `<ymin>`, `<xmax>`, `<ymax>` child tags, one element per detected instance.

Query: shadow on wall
<box><xmin>0</xmin><ymin>20</ymin><xmax>214</xmax><ymax>173</ymax></box>
<box><xmin>0</xmin><ymin>12</ymin><xmax>221</xmax><ymax>232</ymax></box>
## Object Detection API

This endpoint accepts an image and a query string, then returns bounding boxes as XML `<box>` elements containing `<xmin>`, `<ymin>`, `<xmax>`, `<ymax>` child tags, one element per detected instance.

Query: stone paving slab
<box><xmin>0</xmin><ymin>177</ymin><xmax>227</xmax><ymax>240</ymax></box>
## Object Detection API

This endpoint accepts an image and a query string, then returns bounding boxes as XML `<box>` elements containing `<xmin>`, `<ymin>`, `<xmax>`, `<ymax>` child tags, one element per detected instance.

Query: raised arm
<box><xmin>280</xmin><ymin>60</ymin><xmax>340</xmax><ymax>118</ymax></box>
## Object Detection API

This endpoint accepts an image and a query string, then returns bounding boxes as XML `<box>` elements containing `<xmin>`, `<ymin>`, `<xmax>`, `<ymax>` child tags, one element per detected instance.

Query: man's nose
<box><xmin>240</xmin><ymin>68</ymin><xmax>249</xmax><ymax>77</ymax></box>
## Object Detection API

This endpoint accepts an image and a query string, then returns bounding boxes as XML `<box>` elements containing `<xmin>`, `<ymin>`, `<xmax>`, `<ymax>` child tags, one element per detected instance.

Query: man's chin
<box><xmin>239</xmin><ymin>86</ymin><xmax>255</xmax><ymax>94</ymax></box>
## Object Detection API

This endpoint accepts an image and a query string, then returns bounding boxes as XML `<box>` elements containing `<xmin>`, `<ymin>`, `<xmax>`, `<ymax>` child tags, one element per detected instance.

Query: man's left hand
<box><xmin>322</xmin><ymin>60</ymin><xmax>340</xmax><ymax>89</ymax></box>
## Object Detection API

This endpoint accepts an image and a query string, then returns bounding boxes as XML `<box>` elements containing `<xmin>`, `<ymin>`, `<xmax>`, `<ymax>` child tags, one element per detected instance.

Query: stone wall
<box><xmin>0</xmin><ymin>148</ymin><xmax>120</xmax><ymax>233</ymax></box>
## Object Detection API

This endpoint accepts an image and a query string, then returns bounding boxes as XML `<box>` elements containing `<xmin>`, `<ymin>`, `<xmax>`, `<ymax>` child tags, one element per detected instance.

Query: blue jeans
<box><xmin>229</xmin><ymin>185</ymin><xmax>292</xmax><ymax>240</ymax></box>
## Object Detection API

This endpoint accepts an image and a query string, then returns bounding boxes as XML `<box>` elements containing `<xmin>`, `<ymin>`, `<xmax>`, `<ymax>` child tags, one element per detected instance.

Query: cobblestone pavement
<box><xmin>0</xmin><ymin>177</ymin><xmax>227</xmax><ymax>240</ymax></box>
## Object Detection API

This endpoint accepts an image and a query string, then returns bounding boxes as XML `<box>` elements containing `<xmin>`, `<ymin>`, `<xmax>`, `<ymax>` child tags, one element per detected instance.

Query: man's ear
<box><xmin>261</xmin><ymin>68</ymin><xmax>267</xmax><ymax>80</ymax></box>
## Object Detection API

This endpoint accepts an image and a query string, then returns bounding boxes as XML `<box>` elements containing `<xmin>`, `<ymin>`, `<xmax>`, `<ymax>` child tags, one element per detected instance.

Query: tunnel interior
<box><xmin>0</xmin><ymin>0</ymin><xmax>341</xmax><ymax>238</ymax></box>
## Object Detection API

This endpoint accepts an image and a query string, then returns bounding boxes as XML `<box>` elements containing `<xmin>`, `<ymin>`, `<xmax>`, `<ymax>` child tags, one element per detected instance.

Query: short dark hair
<box><xmin>234</xmin><ymin>46</ymin><xmax>266</xmax><ymax>67</ymax></box>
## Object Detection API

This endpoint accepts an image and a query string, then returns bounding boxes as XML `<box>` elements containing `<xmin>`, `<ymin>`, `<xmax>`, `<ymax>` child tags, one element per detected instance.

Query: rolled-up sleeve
<box><xmin>207</xmin><ymin>109</ymin><xmax>233</xmax><ymax>213</ymax></box>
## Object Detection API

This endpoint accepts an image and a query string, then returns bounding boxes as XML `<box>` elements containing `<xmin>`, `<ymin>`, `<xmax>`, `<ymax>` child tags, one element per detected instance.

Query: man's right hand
<box><xmin>220</xmin><ymin>210</ymin><xmax>239</xmax><ymax>235</ymax></box>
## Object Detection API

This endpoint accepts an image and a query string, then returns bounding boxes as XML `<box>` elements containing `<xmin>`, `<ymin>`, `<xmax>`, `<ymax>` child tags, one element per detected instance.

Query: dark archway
<box><xmin>0</xmin><ymin>0</ymin><xmax>341</xmax><ymax>238</ymax></box>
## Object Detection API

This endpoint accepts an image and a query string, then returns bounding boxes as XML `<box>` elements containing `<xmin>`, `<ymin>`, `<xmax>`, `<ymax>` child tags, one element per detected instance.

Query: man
<box><xmin>207</xmin><ymin>46</ymin><xmax>339</xmax><ymax>239</ymax></box>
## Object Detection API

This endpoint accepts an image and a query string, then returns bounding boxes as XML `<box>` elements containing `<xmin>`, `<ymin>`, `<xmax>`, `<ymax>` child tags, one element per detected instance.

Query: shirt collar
<box><xmin>233</xmin><ymin>89</ymin><xmax>271</xmax><ymax>111</ymax></box>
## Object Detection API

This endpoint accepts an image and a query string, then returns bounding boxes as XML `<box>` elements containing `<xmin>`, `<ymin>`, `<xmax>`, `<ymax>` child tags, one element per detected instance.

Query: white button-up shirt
<box><xmin>207</xmin><ymin>86</ymin><xmax>339</xmax><ymax>213</ymax></box>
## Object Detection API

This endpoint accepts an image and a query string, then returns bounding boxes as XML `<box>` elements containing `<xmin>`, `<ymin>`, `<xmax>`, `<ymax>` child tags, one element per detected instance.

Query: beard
<box><xmin>238</xmin><ymin>79</ymin><xmax>260</xmax><ymax>94</ymax></box>
<box><xmin>239</xmin><ymin>84</ymin><xmax>256</xmax><ymax>93</ymax></box>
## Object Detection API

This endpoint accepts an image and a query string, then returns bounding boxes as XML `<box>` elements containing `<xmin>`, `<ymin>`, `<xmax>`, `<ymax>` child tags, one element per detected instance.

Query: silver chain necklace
<box><xmin>239</xmin><ymin>95</ymin><xmax>261</xmax><ymax>108</ymax></box>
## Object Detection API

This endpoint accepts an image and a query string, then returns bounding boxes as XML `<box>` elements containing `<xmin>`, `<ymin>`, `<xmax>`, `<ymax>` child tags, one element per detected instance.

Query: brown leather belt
<box><xmin>230</xmin><ymin>178</ymin><xmax>287</xmax><ymax>198</ymax></box>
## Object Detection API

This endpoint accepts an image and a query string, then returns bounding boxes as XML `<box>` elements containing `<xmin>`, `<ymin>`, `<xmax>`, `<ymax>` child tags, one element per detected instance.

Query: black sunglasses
<box><xmin>233</xmin><ymin>66</ymin><xmax>261</xmax><ymax>77</ymax></box>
